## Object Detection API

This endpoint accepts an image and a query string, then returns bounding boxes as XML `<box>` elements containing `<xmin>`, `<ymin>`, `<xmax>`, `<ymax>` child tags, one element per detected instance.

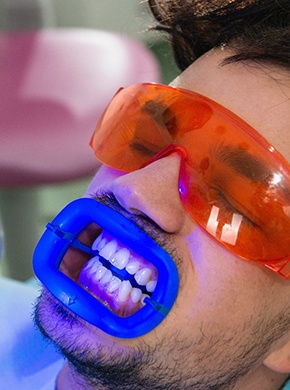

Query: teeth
<box><xmin>99</xmin><ymin>240</ymin><xmax>118</xmax><ymax>260</ymax></box>
<box><xmin>126</xmin><ymin>261</ymin><xmax>140</xmax><ymax>275</ymax></box>
<box><xmin>110</xmin><ymin>248</ymin><xmax>130</xmax><ymax>270</ymax></box>
<box><xmin>85</xmin><ymin>256</ymin><xmax>101</xmax><ymax>274</ymax></box>
<box><xmin>107</xmin><ymin>276</ymin><xmax>122</xmax><ymax>293</ymax></box>
<box><xmin>141</xmin><ymin>294</ymin><xmax>150</xmax><ymax>306</ymax></box>
<box><xmin>82</xmin><ymin>258</ymin><xmax>94</xmax><ymax>272</ymax></box>
<box><xmin>91</xmin><ymin>232</ymin><xmax>104</xmax><ymax>251</ymax></box>
<box><xmin>99</xmin><ymin>269</ymin><xmax>113</xmax><ymax>285</ymax></box>
<box><xmin>146</xmin><ymin>280</ymin><xmax>157</xmax><ymax>293</ymax></box>
<box><xmin>98</xmin><ymin>237</ymin><xmax>107</xmax><ymax>252</ymax></box>
<box><xmin>135</xmin><ymin>268</ymin><xmax>152</xmax><ymax>286</ymax></box>
<box><xmin>94</xmin><ymin>265</ymin><xmax>108</xmax><ymax>281</ymax></box>
<box><xmin>118</xmin><ymin>280</ymin><xmax>132</xmax><ymax>302</ymax></box>
<box><xmin>131</xmin><ymin>288</ymin><xmax>143</xmax><ymax>303</ymax></box>
<box><xmin>84</xmin><ymin>233</ymin><xmax>159</xmax><ymax>308</ymax></box>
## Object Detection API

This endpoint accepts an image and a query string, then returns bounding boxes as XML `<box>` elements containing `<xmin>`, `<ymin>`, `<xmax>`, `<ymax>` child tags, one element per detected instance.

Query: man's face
<box><xmin>35</xmin><ymin>48</ymin><xmax>290</xmax><ymax>389</ymax></box>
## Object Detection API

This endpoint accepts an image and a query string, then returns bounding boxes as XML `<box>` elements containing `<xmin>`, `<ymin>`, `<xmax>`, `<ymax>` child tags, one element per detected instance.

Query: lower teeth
<box><xmin>118</xmin><ymin>280</ymin><xmax>132</xmax><ymax>302</ymax></box>
<box><xmin>78</xmin><ymin>259</ymin><xmax>156</xmax><ymax>308</ymax></box>
<box><xmin>107</xmin><ymin>276</ymin><xmax>121</xmax><ymax>293</ymax></box>
<box><xmin>131</xmin><ymin>287</ymin><xmax>143</xmax><ymax>303</ymax></box>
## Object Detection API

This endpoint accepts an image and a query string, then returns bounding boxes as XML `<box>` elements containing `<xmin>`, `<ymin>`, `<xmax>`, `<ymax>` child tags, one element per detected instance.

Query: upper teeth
<box><xmin>99</xmin><ymin>239</ymin><xmax>117</xmax><ymax>260</ymax></box>
<box><xmin>111</xmin><ymin>248</ymin><xmax>130</xmax><ymax>270</ymax></box>
<box><xmin>126</xmin><ymin>261</ymin><xmax>139</xmax><ymax>275</ymax></box>
<box><xmin>135</xmin><ymin>268</ymin><xmax>152</xmax><ymax>285</ymax></box>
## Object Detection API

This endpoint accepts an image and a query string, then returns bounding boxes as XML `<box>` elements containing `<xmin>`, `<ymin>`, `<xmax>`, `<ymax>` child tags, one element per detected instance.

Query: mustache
<box><xmin>91</xmin><ymin>191</ymin><xmax>181</xmax><ymax>267</ymax></box>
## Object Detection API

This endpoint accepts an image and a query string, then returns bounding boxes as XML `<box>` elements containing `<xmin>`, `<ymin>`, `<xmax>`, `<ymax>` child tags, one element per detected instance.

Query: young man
<box><xmin>33</xmin><ymin>1</ymin><xmax>290</xmax><ymax>388</ymax></box>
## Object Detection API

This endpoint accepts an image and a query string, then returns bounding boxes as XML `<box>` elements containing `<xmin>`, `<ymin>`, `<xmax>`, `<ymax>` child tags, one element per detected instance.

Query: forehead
<box><xmin>170</xmin><ymin>48</ymin><xmax>290</xmax><ymax>163</ymax></box>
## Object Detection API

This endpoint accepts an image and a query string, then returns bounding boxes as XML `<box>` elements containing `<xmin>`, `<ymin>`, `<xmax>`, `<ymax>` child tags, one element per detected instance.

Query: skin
<box><xmin>35</xmin><ymin>47</ymin><xmax>290</xmax><ymax>389</ymax></box>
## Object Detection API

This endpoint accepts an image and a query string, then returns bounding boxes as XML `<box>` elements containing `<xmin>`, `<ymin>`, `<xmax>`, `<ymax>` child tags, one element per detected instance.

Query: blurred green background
<box><xmin>0</xmin><ymin>0</ymin><xmax>179</xmax><ymax>280</ymax></box>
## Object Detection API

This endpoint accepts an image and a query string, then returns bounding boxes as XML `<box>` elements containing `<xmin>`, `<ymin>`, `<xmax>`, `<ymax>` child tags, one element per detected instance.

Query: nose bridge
<box><xmin>108</xmin><ymin>149</ymin><xmax>187</xmax><ymax>233</ymax></box>
<box><xmin>142</xmin><ymin>144</ymin><xmax>188</xmax><ymax>193</ymax></box>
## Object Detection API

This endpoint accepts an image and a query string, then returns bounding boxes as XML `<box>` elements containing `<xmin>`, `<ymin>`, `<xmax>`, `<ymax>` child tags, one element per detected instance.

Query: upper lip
<box><xmin>93</xmin><ymin>192</ymin><xmax>173</xmax><ymax>249</ymax></box>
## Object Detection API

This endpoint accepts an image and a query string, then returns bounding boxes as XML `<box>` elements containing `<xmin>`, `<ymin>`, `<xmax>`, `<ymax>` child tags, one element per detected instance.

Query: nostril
<box><xmin>111</xmin><ymin>185</ymin><xmax>143</xmax><ymax>215</ymax></box>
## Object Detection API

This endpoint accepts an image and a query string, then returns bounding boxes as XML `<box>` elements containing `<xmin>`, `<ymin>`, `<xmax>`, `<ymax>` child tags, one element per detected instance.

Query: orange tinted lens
<box><xmin>90</xmin><ymin>84</ymin><xmax>212</xmax><ymax>171</ymax></box>
<box><xmin>90</xmin><ymin>83</ymin><xmax>290</xmax><ymax>278</ymax></box>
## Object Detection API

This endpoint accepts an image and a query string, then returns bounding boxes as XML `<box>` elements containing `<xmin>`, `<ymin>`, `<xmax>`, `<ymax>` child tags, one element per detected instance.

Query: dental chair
<box><xmin>0</xmin><ymin>28</ymin><xmax>160</xmax><ymax>281</ymax></box>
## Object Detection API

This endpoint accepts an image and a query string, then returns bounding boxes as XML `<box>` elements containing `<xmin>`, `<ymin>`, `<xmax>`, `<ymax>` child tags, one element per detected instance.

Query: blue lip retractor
<box><xmin>33</xmin><ymin>198</ymin><xmax>179</xmax><ymax>338</ymax></box>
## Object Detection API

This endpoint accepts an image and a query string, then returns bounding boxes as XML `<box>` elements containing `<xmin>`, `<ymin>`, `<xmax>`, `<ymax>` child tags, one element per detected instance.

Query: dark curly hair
<box><xmin>148</xmin><ymin>0</ymin><xmax>290</xmax><ymax>70</ymax></box>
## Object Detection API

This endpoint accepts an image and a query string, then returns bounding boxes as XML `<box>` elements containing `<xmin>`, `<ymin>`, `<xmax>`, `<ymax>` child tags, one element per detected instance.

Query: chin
<box><xmin>34</xmin><ymin>288</ymin><xmax>123</xmax><ymax>352</ymax></box>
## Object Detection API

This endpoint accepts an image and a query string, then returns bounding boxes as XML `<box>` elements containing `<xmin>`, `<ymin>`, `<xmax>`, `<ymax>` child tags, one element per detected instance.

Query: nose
<box><xmin>106</xmin><ymin>153</ymin><xmax>186</xmax><ymax>233</ymax></box>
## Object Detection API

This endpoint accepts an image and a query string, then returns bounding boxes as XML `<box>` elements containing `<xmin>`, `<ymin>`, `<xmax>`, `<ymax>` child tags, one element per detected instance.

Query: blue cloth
<box><xmin>283</xmin><ymin>379</ymin><xmax>290</xmax><ymax>389</ymax></box>
<box><xmin>0</xmin><ymin>277</ymin><xmax>65</xmax><ymax>390</ymax></box>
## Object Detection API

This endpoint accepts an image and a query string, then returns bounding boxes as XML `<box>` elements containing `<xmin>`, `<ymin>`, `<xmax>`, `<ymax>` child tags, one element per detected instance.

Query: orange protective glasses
<box><xmin>90</xmin><ymin>83</ymin><xmax>290</xmax><ymax>279</ymax></box>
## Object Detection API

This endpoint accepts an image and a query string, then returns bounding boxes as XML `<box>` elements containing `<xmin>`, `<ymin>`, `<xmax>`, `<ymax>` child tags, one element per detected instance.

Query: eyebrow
<box><xmin>215</xmin><ymin>144</ymin><xmax>271</xmax><ymax>182</ymax></box>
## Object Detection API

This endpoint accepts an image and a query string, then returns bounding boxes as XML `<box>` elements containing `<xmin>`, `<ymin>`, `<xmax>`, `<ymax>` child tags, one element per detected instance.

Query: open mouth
<box><xmin>33</xmin><ymin>198</ymin><xmax>179</xmax><ymax>337</ymax></box>
<box><xmin>59</xmin><ymin>224</ymin><xmax>158</xmax><ymax>318</ymax></box>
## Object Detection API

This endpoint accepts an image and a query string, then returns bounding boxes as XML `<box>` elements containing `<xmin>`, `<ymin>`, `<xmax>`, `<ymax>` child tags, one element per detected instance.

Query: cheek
<box><xmin>184</xmin><ymin>228</ymin><xmax>271</xmax><ymax>323</ymax></box>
